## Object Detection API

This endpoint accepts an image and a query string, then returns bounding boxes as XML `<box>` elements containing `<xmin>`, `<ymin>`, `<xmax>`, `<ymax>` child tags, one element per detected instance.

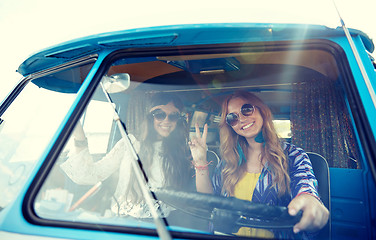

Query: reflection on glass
<box><xmin>34</xmin><ymin>49</ymin><xmax>360</xmax><ymax>238</ymax></box>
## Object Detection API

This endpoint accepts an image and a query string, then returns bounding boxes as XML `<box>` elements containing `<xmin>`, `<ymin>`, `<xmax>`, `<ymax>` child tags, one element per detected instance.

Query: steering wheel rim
<box><xmin>153</xmin><ymin>188</ymin><xmax>302</xmax><ymax>232</ymax></box>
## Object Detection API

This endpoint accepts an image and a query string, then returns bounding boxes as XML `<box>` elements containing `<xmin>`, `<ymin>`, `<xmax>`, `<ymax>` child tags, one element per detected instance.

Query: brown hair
<box><xmin>125</xmin><ymin>92</ymin><xmax>191</xmax><ymax>203</ymax></box>
<box><xmin>219</xmin><ymin>91</ymin><xmax>290</xmax><ymax>196</ymax></box>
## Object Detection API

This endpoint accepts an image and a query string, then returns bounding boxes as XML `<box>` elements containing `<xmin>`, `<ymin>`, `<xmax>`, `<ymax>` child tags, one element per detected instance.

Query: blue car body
<box><xmin>0</xmin><ymin>23</ymin><xmax>375</xmax><ymax>240</ymax></box>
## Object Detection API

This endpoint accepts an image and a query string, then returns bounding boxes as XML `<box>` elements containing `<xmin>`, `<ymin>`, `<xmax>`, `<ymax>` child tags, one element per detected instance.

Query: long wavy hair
<box><xmin>219</xmin><ymin>91</ymin><xmax>290</xmax><ymax>196</ymax></box>
<box><xmin>126</xmin><ymin>92</ymin><xmax>192</xmax><ymax>202</ymax></box>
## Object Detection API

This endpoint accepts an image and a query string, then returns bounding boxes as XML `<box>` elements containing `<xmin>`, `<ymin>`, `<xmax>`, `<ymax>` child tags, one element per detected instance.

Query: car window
<box><xmin>34</xmin><ymin>41</ymin><xmax>362</xmax><ymax>238</ymax></box>
<box><xmin>0</xmin><ymin>62</ymin><xmax>94</xmax><ymax>210</ymax></box>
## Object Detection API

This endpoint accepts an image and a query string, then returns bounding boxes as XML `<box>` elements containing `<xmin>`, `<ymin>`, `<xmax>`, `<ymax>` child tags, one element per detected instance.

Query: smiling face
<box><xmin>227</xmin><ymin>97</ymin><xmax>263</xmax><ymax>142</ymax></box>
<box><xmin>150</xmin><ymin>102</ymin><xmax>180</xmax><ymax>138</ymax></box>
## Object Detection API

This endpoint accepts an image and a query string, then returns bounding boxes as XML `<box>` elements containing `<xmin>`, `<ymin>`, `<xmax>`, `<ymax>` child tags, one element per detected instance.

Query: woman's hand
<box><xmin>189</xmin><ymin>123</ymin><xmax>213</xmax><ymax>194</ymax></box>
<box><xmin>288</xmin><ymin>193</ymin><xmax>329</xmax><ymax>234</ymax></box>
<box><xmin>72</xmin><ymin>122</ymin><xmax>88</xmax><ymax>151</ymax></box>
<box><xmin>189</xmin><ymin>123</ymin><xmax>208</xmax><ymax>165</ymax></box>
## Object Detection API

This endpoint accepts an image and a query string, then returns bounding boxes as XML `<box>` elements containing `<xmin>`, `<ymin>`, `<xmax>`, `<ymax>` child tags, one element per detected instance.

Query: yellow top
<box><xmin>233</xmin><ymin>172</ymin><xmax>274</xmax><ymax>239</ymax></box>
<box><xmin>234</xmin><ymin>172</ymin><xmax>260</xmax><ymax>201</ymax></box>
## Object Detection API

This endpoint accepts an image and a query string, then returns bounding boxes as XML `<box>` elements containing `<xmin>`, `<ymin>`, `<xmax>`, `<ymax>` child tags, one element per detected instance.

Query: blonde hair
<box><xmin>219</xmin><ymin>91</ymin><xmax>290</xmax><ymax>196</ymax></box>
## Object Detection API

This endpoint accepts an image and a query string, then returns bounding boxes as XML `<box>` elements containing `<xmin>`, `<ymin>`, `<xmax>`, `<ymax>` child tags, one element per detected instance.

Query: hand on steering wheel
<box><xmin>153</xmin><ymin>188</ymin><xmax>303</xmax><ymax>233</ymax></box>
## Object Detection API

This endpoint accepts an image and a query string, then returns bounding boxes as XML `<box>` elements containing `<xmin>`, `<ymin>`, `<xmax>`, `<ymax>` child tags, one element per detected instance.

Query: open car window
<box><xmin>0</xmin><ymin>61</ymin><xmax>94</xmax><ymax>211</ymax></box>
<box><xmin>33</xmin><ymin>41</ymin><xmax>362</xmax><ymax>238</ymax></box>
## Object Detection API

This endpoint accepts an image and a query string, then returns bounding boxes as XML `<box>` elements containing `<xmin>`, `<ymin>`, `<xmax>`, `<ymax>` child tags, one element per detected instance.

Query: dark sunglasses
<box><xmin>225</xmin><ymin>104</ymin><xmax>255</xmax><ymax>126</ymax></box>
<box><xmin>151</xmin><ymin>109</ymin><xmax>181</xmax><ymax>122</ymax></box>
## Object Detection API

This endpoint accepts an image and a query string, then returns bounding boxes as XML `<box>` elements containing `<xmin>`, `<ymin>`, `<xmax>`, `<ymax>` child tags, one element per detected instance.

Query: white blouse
<box><xmin>60</xmin><ymin>135</ymin><xmax>173</xmax><ymax>218</ymax></box>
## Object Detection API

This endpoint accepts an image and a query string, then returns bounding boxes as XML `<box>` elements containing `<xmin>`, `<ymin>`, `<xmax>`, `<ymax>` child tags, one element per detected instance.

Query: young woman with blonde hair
<box><xmin>190</xmin><ymin>90</ymin><xmax>329</xmax><ymax>238</ymax></box>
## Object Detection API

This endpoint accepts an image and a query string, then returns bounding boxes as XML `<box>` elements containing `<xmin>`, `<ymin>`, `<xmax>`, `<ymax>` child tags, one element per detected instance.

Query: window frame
<box><xmin>21</xmin><ymin>39</ymin><xmax>376</xmax><ymax>239</ymax></box>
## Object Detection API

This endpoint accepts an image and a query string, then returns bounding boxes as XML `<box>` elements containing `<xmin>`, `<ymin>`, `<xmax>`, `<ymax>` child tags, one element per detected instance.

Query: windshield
<box><xmin>0</xmin><ymin>62</ymin><xmax>94</xmax><ymax>210</ymax></box>
<box><xmin>32</xmin><ymin>40</ymin><xmax>362</xmax><ymax>239</ymax></box>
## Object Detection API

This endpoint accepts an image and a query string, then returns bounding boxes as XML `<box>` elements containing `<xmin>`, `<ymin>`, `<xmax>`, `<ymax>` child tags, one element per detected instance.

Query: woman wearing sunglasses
<box><xmin>190</xmin><ymin>91</ymin><xmax>329</xmax><ymax>239</ymax></box>
<box><xmin>61</xmin><ymin>92</ymin><xmax>193</xmax><ymax>219</ymax></box>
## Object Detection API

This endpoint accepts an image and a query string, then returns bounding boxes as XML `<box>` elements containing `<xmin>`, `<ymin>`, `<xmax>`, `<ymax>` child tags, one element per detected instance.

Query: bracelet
<box><xmin>74</xmin><ymin>138</ymin><xmax>88</xmax><ymax>148</ymax></box>
<box><xmin>192</xmin><ymin>161</ymin><xmax>212</xmax><ymax>171</ymax></box>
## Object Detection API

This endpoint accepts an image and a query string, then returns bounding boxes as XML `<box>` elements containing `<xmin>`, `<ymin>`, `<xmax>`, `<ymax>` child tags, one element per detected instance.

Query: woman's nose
<box><xmin>161</xmin><ymin>115</ymin><xmax>171</xmax><ymax>123</ymax></box>
<box><xmin>238</xmin><ymin>113</ymin><xmax>247</xmax><ymax>122</ymax></box>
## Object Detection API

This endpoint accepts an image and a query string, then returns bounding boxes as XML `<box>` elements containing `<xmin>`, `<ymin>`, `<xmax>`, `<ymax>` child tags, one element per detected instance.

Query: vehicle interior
<box><xmin>33</xmin><ymin>40</ymin><xmax>364</xmax><ymax>239</ymax></box>
<box><xmin>106</xmin><ymin>45</ymin><xmax>358</xmax><ymax>170</ymax></box>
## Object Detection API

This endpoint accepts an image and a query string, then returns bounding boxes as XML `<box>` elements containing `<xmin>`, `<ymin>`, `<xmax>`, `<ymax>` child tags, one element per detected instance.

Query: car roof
<box><xmin>17</xmin><ymin>23</ymin><xmax>374</xmax><ymax>76</ymax></box>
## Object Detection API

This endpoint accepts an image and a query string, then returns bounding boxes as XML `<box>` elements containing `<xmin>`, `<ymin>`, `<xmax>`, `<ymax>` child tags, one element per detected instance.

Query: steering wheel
<box><xmin>153</xmin><ymin>188</ymin><xmax>302</xmax><ymax>234</ymax></box>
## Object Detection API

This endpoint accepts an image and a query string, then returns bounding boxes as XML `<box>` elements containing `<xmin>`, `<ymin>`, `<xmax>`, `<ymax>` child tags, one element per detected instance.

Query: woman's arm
<box><xmin>286</xmin><ymin>144</ymin><xmax>329</xmax><ymax>233</ymax></box>
<box><xmin>60</xmin><ymin>139</ymin><xmax>126</xmax><ymax>185</ymax></box>
<box><xmin>189</xmin><ymin>123</ymin><xmax>213</xmax><ymax>194</ymax></box>
<box><xmin>60</xmin><ymin>123</ymin><xmax>138</xmax><ymax>185</ymax></box>
<box><xmin>288</xmin><ymin>193</ymin><xmax>329</xmax><ymax>234</ymax></box>
<box><xmin>71</xmin><ymin>122</ymin><xmax>89</xmax><ymax>153</ymax></box>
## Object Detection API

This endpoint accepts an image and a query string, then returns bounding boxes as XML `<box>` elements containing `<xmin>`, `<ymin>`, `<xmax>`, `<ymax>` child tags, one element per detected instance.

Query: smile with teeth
<box><xmin>159</xmin><ymin>125</ymin><xmax>171</xmax><ymax>130</ymax></box>
<box><xmin>241</xmin><ymin>122</ymin><xmax>254</xmax><ymax>130</ymax></box>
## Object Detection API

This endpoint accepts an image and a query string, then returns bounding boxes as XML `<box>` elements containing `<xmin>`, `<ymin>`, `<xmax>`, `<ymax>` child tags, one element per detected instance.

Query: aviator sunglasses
<box><xmin>225</xmin><ymin>104</ymin><xmax>255</xmax><ymax>126</ymax></box>
<box><xmin>151</xmin><ymin>109</ymin><xmax>181</xmax><ymax>122</ymax></box>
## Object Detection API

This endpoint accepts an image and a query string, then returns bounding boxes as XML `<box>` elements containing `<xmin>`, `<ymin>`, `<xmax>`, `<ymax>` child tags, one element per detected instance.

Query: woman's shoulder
<box><xmin>115</xmin><ymin>134</ymin><xmax>141</xmax><ymax>153</ymax></box>
<box><xmin>282</xmin><ymin>141</ymin><xmax>306</xmax><ymax>154</ymax></box>
<box><xmin>128</xmin><ymin>134</ymin><xmax>139</xmax><ymax>144</ymax></box>
<box><xmin>281</xmin><ymin>142</ymin><xmax>309</xmax><ymax>166</ymax></box>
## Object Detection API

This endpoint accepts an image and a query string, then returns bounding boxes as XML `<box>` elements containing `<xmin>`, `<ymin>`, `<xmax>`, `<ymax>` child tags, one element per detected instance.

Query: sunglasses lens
<box><xmin>152</xmin><ymin>110</ymin><xmax>180</xmax><ymax>122</ymax></box>
<box><xmin>241</xmin><ymin>104</ymin><xmax>255</xmax><ymax>116</ymax></box>
<box><xmin>168</xmin><ymin>113</ymin><xmax>180</xmax><ymax>122</ymax></box>
<box><xmin>226</xmin><ymin>113</ymin><xmax>239</xmax><ymax>126</ymax></box>
<box><xmin>152</xmin><ymin>110</ymin><xmax>167</xmax><ymax>121</ymax></box>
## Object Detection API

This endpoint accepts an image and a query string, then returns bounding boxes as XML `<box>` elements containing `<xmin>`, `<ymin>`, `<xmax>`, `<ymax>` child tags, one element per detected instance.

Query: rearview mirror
<box><xmin>102</xmin><ymin>73</ymin><xmax>130</xmax><ymax>93</ymax></box>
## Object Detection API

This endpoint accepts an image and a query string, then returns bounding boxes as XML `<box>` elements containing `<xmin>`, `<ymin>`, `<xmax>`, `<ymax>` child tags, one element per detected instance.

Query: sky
<box><xmin>0</xmin><ymin>0</ymin><xmax>375</xmax><ymax>101</ymax></box>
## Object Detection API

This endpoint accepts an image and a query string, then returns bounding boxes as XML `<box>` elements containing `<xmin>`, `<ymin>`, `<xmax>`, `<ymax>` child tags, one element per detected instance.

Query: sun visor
<box><xmin>32</xmin><ymin>76</ymin><xmax>81</xmax><ymax>94</ymax></box>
